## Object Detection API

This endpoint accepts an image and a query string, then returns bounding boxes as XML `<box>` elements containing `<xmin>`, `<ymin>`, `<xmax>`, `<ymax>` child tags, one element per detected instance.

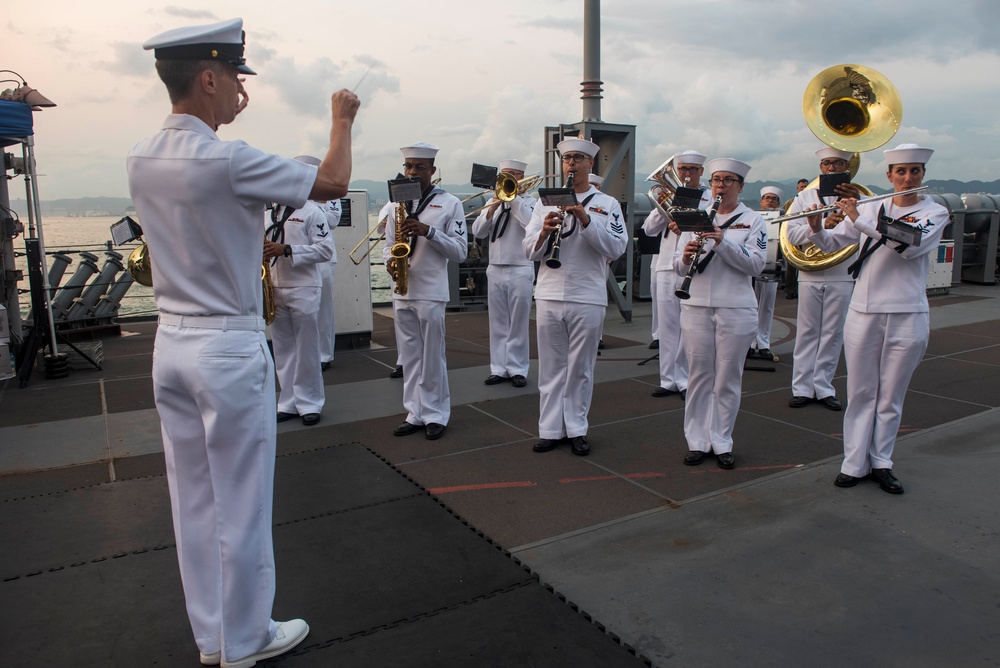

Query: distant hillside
<box><xmin>8</xmin><ymin>197</ymin><xmax>134</xmax><ymax>217</ymax></box>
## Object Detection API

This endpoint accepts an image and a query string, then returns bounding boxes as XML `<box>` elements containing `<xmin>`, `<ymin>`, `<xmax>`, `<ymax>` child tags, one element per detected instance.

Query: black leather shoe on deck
<box><xmin>389</xmin><ymin>365</ymin><xmax>403</xmax><ymax>379</ymax></box>
<box><xmin>570</xmin><ymin>436</ymin><xmax>590</xmax><ymax>456</ymax></box>
<box><xmin>425</xmin><ymin>423</ymin><xmax>446</xmax><ymax>440</ymax></box>
<box><xmin>834</xmin><ymin>473</ymin><xmax>862</xmax><ymax>488</ymax></box>
<box><xmin>716</xmin><ymin>452</ymin><xmax>735</xmax><ymax>469</ymax></box>
<box><xmin>788</xmin><ymin>396</ymin><xmax>811</xmax><ymax>408</ymax></box>
<box><xmin>651</xmin><ymin>387</ymin><xmax>676</xmax><ymax>398</ymax></box>
<box><xmin>649</xmin><ymin>340</ymin><xmax>659</xmax><ymax>349</ymax></box>
<box><xmin>511</xmin><ymin>375</ymin><xmax>527</xmax><ymax>388</ymax></box>
<box><xmin>393</xmin><ymin>422</ymin><xmax>421</xmax><ymax>437</ymax></box>
<box><xmin>276</xmin><ymin>412</ymin><xmax>297</xmax><ymax>423</ymax></box>
<box><xmin>870</xmin><ymin>468</ymin><xmax>904</xmax><ymax>494</ymax></box>
<box><xmin>819</xmin><ymin>396</ymin><xmax>843</xmax><ymax>411</ymax></box>
<box><xmin>301</xmin><ymin>413</ymin><xmax>321</xmax><ymax>426</ymax></box>
<box><xmin>683</xmin><ymin>451</ymin><xmax>707</xmax><ymax>466</ymax></box>
<box><xmin>484</xmin><ymin>374</ymin><xmax>508</xmax><ymax>385</ymax></box>
<box><xmin>533</xmin><ymin>439</ymin><xmax>558</xmax><ymax>453</ymax></box>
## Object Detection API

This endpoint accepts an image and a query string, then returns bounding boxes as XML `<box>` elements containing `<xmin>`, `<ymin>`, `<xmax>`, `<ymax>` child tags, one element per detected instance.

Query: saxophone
<box><xmin>388</xmin><ymin>201</ymin><xmax>412</xmax><ymax>295</ymax></box>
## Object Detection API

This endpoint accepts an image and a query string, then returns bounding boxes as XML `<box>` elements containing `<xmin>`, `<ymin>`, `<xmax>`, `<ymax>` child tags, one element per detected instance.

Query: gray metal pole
<box><xmin>581</xmin><ymin>0</ymin><xmax>603</xmax><ymax>122</ymax></box>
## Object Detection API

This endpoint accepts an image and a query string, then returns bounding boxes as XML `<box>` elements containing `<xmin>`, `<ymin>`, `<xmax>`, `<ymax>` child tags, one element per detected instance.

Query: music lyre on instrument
<box><xmin>674</xmin><ymin>196</ymin><xmax>723</xmax><ymax>300</ymax></box>
<box><xmin>350</xmin><ymin>177</ymin><xmax>441</xmax><ymax>266</ymax></box>
<box><xmin>543</xmin><ymin>172</ymin><xmax>575</xmax><ymax>269</ymax></box>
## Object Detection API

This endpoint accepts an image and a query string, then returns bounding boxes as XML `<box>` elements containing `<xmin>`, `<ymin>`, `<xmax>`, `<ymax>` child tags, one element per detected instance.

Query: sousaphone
<box><xmin>780</xmin><ymin>64</ymin><xmax>902</xmax><ymax>271</ymax></box>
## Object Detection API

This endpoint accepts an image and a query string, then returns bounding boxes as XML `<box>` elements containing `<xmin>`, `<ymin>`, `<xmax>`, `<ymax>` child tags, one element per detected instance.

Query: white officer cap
<box><xmin>760</xmin><ymin>186</ymin><xmax>783</xmax><ymax>199</ymax></box>
<box><xmin>589</xmin><ymin>174</ymin><xmax>605</xmax><ymax>187</ymax></box>
<box><xmin>884</xmin><ymin>143</ymin><xmax>934</xmax><ymax>165</ymax></box>
<box><xmin>673</xmin><ymin>150</ymin><xmax>707</xmax><ymax>166</ymax></box>
<box><xmin>293</xmin><ymin>155</ymin><xmax>321</xmax><ymax>166</ymax></box>
<box><xmin>143</xmin><ymin>18</ymin><xmax>256</xmax><ymax>75</ymax></box>
<box><xmin>557</xmin><ymin>138</ymin><xmax>600</xmax><ymax>158</ymax></box>
<box><xmin>705</xmin><ymin>157</ymin><xmax>751</xmax><ymax>179</ymax></box>
<box><xmin>400</xmin><ymin>142</ymin><xmax>440</xmax><ymax>159</ymax></box>
<box><xmin>499</xmin><ymin>159</ymin><xmax>527</xmax><ymax>173</ymax></box>
<box><xmin>815</xmin><ymin>147</ymin><xmax>854</xmax><ymax>162</ymax></box>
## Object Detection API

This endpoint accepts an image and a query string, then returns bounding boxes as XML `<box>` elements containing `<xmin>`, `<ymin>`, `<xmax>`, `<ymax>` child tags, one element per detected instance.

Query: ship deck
<box><xmin>2</xmin><ymin>286</ymin><xmax>1000</xmax><ymax>667</ymax></box>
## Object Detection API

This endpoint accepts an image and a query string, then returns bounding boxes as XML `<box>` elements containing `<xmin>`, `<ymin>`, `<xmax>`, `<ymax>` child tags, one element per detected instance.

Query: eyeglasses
<box><xmin>403</xmin><ymin>163</ymin><xmax>432</xmax><ymax>172</ymax></box>
<box><xmin>819</xmin><ymin>160</ymin><xmax>848</xmax><ymax>169</ymax></box>
<box><xmin>761</xmin><ymin>195</ymin><xmax>780</xmax><ymax>201</ymax></box>
<box><xmin>676</xmin><ymin>166</ymin><xmax>703</xmax><ymax>173</ymax></box>
<box><xmin>709</xmin><ymin>176</ymin><xmax>741</xmax><ymax>186</ymax></box>
<box><xmin>561</xmin><ymin>154</ymin><xmax>591</xmax><ymax>164</ymax></box>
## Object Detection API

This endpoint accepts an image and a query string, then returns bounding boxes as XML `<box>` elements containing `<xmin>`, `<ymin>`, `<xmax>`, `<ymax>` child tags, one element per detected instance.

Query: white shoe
<box><xmin>200</xmin><ymin>651</ymin><xmax>221</xmax><ymax>665</ymax></box>
<box><xmin>221</xmin><ymin>619</ymin><xmax>310</xmax><ymax>668</ymax></box>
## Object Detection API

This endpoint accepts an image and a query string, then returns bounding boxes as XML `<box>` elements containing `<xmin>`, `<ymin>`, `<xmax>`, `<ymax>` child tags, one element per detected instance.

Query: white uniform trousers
<box><xmin>272</xmin><ymin>286</ymin><xmax>325</xmax><ymax>416</ymax></box>
<box><xmin>486</xmin><ymin>264</ymin><xmax>533</xmax><ymax>377</ymax></box>
<box><xmin>840</xmin><ymin>311</ymin><xmax>928</xmax><ymax>477</ymax></box>
<box><xmin>650</xmin><ymin>257</ymin><xmax>659</xmax><ymax>340</ymax></box>
<box><xmin>654</xmin><ymin>269</ymin><xmax>687</xmax><ymax>392</ymax></box>
<box><xmin>152</xmin><ymin>323</ymin><xmax>279</xmax><ymax>661</ymax></box>
<box><xmin>791</xmin><ymin>281</ymin><xmax>852</xmax><ymax>400</ymax></box>
<box><xmin>681</xmin><ymin>306</ymin><xmax>757</xmax><ymax>454</ymax></box>
<box><xmin>753</xmin><ymin>279</ymin><xmax>777</xmax><ymax>350</ymax></box>
<box><xmin>394</xmin><ymin>299</ymin><xmax>450</xmax><ymax>426</ymax></box>
<box><xmin>535</xmin><ymin>300</ymin><xmax>604</xmax><ymax>439</ymax></box>
<box><xmin>318</xmin><ymin>262</ymin><xmax>336</xmax><ymax>363</ymax></box>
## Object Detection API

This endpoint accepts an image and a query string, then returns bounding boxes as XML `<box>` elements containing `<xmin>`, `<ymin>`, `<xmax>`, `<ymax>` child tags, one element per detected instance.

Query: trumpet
<box><xmin>770</xmin><ymin>186</ymin><xmax>928</xmax><ymax>225</ymax></box>
<box><xmin>463</xmin><ymin>173</ymin><xmax>543</xmax><ymax>218</ymax></box>
<box><xmin>675</xmin><ymin>196</ymin><xmax>723</xmax><ymax>300</ymax></box>
<box><xmin>545</xmin><ymin>172</ymin><xmax>575</xmax><ymax>269</ymax></box>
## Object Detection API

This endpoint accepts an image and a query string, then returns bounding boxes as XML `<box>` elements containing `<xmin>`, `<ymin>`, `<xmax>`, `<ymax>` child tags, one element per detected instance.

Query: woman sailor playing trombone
<box><xmin>804</xmin><ymin>143</ymin><xmax>949</xmax><ymax>494</ymax></box>
<box><xmin>674</xmin><ymin>158</ymin><xmax>768</xmax><ymax>470</ymax></box>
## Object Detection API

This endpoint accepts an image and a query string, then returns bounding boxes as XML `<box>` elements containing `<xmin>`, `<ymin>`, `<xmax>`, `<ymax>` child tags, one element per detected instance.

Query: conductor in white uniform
<box><xmin>385</xmin><ymin>143</ymin><xmax>468</xmax><ymax>441</ymax></box>
<box><xmin>805</xmin><ymin>144</ymin><xmax>949</xmax><ymax>494</ymax></box>
<box><xmin>127</xmin><ymin>18</ymin><xmax>358</xmax><ymax>667</ymax></box>
<box><xmin>471</xmin><ymin>159</ymin><xmax>534</xmax><ymax>388</ymax></box>
<box><xmin>523</xmin><ymin>138</ymin><xmax>628</xmax><ymax>456</ymax></box>
<box><xmin>674</xmin><ymin>158</ymin><xmax>767</xmax><ymax>470</ymax></box>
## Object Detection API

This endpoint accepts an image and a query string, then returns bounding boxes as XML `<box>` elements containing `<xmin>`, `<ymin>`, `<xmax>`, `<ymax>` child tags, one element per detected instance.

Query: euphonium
<box><xmin>388</xmin><ymin>201</ymin><xmax>412</xmax><ymax>295</ymax></box>
<box><xmin>127</xmin><ymin>241</ymin><xmax>153</xmax><ymax>286</ymax></box>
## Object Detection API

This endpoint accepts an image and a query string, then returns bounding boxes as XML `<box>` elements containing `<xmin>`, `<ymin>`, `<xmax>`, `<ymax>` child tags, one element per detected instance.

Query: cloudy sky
<box><xmin>6</xmin><ymin>0</ymin><xmax>1000</xmax><ymax>200</ymax></box>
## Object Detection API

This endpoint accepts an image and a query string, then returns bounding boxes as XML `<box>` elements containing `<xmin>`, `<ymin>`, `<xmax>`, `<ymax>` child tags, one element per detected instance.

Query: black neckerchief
<box><xmin>402</xmin><ymin>186</ymin><xmax>441</xmax><ymax>253</ymax></box>
<box><xmin>265</xmin><ymin>205</ymin><xmax>295</xmax><ymax>265</ymax></box>
<box><xmin>545</xmin><ymin>192</ymin><xmax>598</xmax><ymax>255</ymax></box>
<box><xmin>492</xmin><ymin>202</ymin><xmax>511</xmax><ymax>243</ymax></box>
<box><xmin>846</xmin><ymin>204</ymin><xmax>910</xmax><ymax>279</ymax></box>
<box><xmin>696</xmin><ymin>211</ymin><xmax>743</xmax><ymax>273</ymax></box>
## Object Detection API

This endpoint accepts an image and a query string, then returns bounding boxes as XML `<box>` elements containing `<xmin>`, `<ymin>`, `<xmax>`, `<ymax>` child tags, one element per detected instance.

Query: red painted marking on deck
<box><xmin>559</xmin><ymin>472</ymin><xmax>666</xmax><ymax>484</ymax></box>
<box><xmin>428</xmin><ymin>481</ymin><xmax>537</xmax><ymax>495</ymax></box>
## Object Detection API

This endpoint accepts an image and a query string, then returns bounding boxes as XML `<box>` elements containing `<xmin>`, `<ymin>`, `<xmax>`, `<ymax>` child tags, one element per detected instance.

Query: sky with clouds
<box><xmin>5</xmin><ymin>0</ymin><xmax>1000</xmax><ymax>200</ymax></box>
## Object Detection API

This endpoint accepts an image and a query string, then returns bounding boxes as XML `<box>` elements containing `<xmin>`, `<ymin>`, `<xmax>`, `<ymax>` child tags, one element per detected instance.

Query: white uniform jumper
<box><xmin>267</xmin><ymin>201</ymin><xmax>334</xmax><ymax>416</ymax></box>
<box><xmin>472</xmin><ymin>195</ymin><xmax>535</xmax><ymax>379</ymax></box>
<box><xmin>809</xmin><ymin>195</ymin><xmax>949</xmax><ymax>477</ymax></box>
<box><xmin>127</xmin><ymin>114</ymin><xmax>315</xmax><ymax>660</ymax></box>
<box><xmin>785</xmin><ymin>188</ymin><xmax>857</xmax><ymax>400</ymax></box>
<box><xmin>642</xmin><ymin>190</ymin><xmax>711</xmax><ymax>393</ymax></box>
<box><xmin>524</xmin><ymin>186</ymin><xmax>628</xmax><ymax>439</ymax></box>
<box><xmin>318</xmin><ymin>199</ymin><xmax>341</xmax><ymax>364</ymax></box>
<box><xmin>383</xmin><ymin>188</ymin><xmax>468</xmax><ymax>427</ymax></box>
<box><xmin>673</xmin><ymin>203</ymin><xmax>767</xmax><ymax>455</ymax></box>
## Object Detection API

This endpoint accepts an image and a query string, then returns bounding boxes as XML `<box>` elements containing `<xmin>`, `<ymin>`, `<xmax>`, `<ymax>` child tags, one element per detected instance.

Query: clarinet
<box><xmin>675</xmin><ymin>196</ymin><xmax>723</xmax><ymax>300</ymax></box>
<box><xmin>545</xmin><ymin>172</ymin><xmax>575</xmax><ymax>269</ymax></box>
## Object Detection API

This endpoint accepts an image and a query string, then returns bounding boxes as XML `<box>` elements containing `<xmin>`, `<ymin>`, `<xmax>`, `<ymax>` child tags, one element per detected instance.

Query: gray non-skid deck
<box><xmin>1</xmin><ymin>285</ymin><xmax>999</xmax><ymax>666</ymax></box>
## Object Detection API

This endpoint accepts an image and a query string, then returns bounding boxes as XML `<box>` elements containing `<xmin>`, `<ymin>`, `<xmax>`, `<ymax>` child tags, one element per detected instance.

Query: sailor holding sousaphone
<box><xmin>471</xmin><ymin>159</ymin><xmax>535</xmax><ymax>388</ymax></box>
<box><xmin>523</xmin><ymin>138</ymin><xmax>627</xmax><ymax>456</ymax></box>
<box><xmin>673</xmin><ymin>158</ymin><xmax>767</xmax><ymax>471</ymax></box>
<box><xmin>784</xmin><ymin>147</ymin><xmax>862</xmax><ymax>411</ymax></box>
<box><xmin>805</xmin><ymin>144</ymin><xmax>949</xmax><ymax>494</ymax></box>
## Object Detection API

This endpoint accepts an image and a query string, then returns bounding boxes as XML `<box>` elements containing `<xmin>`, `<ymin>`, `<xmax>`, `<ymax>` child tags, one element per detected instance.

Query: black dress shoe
<box><xmin>570</xmin><ymin>436</ymin><xmax>590</xmax><ymax>456</ymax></box>
<box><xmin>389</xmin><ymin>365</ymin><xmax>403</xmax><ymax>379</ymax></box>
<box><xmin>511</xmin><ymin>375</ymin><xmax>527</xmax><ymax>388</ymax></box>
<box><xmin>746</xmin><ymin>348</ymin><xmax>755</xmax><ymax>359</ymax></box>
<box><xmin>321</xmin><ymin>361</ymin><xmax>331</xmax><ymax>371</ymax></box>
<box><xmin>717</xmin><ymin>452</ymin><xmax>736</xmax><ymax>469</ymax></box>
<box><xmin>834</xmin><ymin>473</ymin><xmax>862</xmax><ymax>488</ymax></box>
<box><xmin>651</xmin><ymin>386</ymin><xmax>676</xmax><ymax>398</ymax></box>
<box><xmin>757</xmin><ymin>348</ymin><xmax>776</xmax><ymax>362</ymax></box>
<box><xmin>649</xmin><ymin>340</ymin><xmax>659</xmax><ymax>349</ymax></box>
<box><xmin>683</xmin><ymin>450</ymin><xmax>707</xmax><ymax>466</ymax></box>
<box><xmin>425</xmin><ymin>423</ymin><xmax>446</xmax><ymax>440</ymax></box>
<box><xmin>276</xmin><ymin>411</ymin><xmax>297</xmax><ymax>423</ymax></box>
<box><xmin>869</xmin><ymin>468</ymin><xmax>904</xmax><ymax>494</ymax></box>
<box><xmin>301</xmin><ymin>413</ymin><xmax>321</xmax><ymax>426</ymax></box>
<box><xmin>680</xmin><ymin>389</ymin><xmax>686</xmax><ymax>400</ymax></box>
<box><xmin>484</xmin><ymin>374</ymin><xmax>508</xmax><ymax>385</ymax></box>
<box><xmin>533</xmin><ymin>439</ymin><xmax>558</xmax><ymax>453</ymax></box>
<box><xmin>598</xmin><ymin>339</ymin><xmax>605</xmax><ymax>349</ymax></box>
<box><xmin>788</xmin><ymin>395</ymin><xmax>811</xmax><ymax>408</ymax></box>
<box><xmin>819</xmin><ymin>396</ymin><xmax>843</xmax><ymax>411</ymax></box>
<box><xmin>393</xmin><ymin>421</ymin><xmax>421</xmax><ymax>436</ymax></box>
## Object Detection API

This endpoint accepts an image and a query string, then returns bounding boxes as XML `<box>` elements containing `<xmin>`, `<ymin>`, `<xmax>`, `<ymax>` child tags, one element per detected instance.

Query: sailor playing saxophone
<box><xmin>385</xmin><ymin>142</ymin><xmax>468</xmax><ymax>441</ymax></box>
<box><xmin>523</xmin><ymin>138</ymin><xmax>627</xmax><ymax>456</ymax></box>
<box><xmin>471</xmin><ymin>159</ymin><xmax>534</xmax><ymax>388</ymax></box>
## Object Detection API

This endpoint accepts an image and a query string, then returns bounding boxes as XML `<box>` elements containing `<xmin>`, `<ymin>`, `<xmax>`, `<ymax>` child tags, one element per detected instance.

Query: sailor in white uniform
<box><xmin>127</xmin><ymin>17</ymin><xmax>358</xmax><ymax>667</ymax></box>
<box><xmin>524</xmin><ymin>138</ymin><xmax>628</xmax><ymax>456</ymax></box>
<box><xmin>471</xmin><ymin>159</ymin><xmax>534</xmax><ymax>388</ymax></box>
<box><xmin>674</xmin><ymin>158</ymin><xmax>767</xmax><ymax>470</ymax></box>
<box><xmin>375</xmin><ymin>201</ymin><xmax>405</xmax><ymax>379</ymax></box>
<box><xmin>642</xmin><ymin>150</ymin><xmax>710</xmax><ymax>398</ymax></box>
<box><xmin>318</xmin><ymin>185</ymin><xmax>342</xmax><ymax>369</ymax></box>
<box><xmin>805</xmin><ymin>143</ymin><xmax>949</xmax><ymax>494</ymax></box>
<box><xmin>751</xmin><ymin>185</ymin><xmax>783</xmax><ymax>361</ymax></box>
<box><xmin>784</xmin><ymin>147</ymin><xmax>861</xmax><ymax>411</ymax></box>
<box><xmin>264</xmin><ymin>187</ymin><xmax>334</xmax><ymax>426</ymax></box>
<box><xmin>385</xmin><ymin>142</ymin><xmax>468</xmax><ymax>441</ymax></box>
